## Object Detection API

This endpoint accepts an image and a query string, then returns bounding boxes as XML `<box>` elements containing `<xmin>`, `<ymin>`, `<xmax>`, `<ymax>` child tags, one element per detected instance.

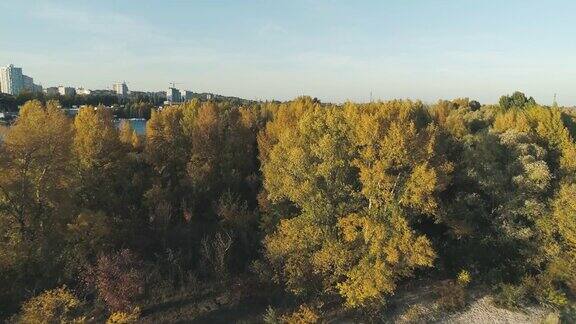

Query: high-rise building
<box><xmin>22</xmin><ymin>75</ymin><xmax>43</xmax><ymax>93</ymax></box>
<box><xmin>166</xmin><ymin>87</ymin><xmax>182</xmax><ymax>103</ymax></box>
<box><xmin>58</xmin><ymin>86</ymin><xmax>76</xmax><ymax>96</ymax></box>
<box><xmin>22</xmin><ymin>75</ymin><xmax>33</xmax><ymax>91</ymax></box>
<box><xmin>113</xmin><ymin>82</ymin><xmax>129</xmax><ymax>96</ymax></box>
<box><xmin>0</xmin><ymin>64</ymin><xmax>24</xmax><ymax>95</ymax></box>
<box><xmin>182</xmin><ymin>90</ymin><xmax>194</xmax><ymax>101</ymax></box>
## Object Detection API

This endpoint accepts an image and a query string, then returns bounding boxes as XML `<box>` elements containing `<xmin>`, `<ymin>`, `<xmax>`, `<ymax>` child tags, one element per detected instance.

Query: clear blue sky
<box><xmin>2</xmin><ymin>0</ymin><xmax>575</xmax><ymax>105</ymax></box>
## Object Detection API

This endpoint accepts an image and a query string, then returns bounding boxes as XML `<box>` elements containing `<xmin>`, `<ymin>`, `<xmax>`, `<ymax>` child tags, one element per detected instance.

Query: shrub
<box><xmin>494</xmin><ymin>283</ymin><xmax>526</xmax><ymax>308</ymax></box>
<box><xmin>262</xmin><ymin>305</ymin><xmax>280</xmax><ymax>324</ymax></box>
<box><xmin>542</xmin><ymin>288</ymin><xmax>568</xmax><ymax>307</ymax></box>
<box><xmin>88</xmin><ymin>249</ymin><xmax>145</xmax><ymax>312</ymax></box>
<box><xmin>106</xmin><ymin>307</ymin><xmax>140</xmax><ymax>324</ymax></box>
<box><xmin>523</xmin><ymin>276</ymin><xmax>568</xmax><ymax>307</ymax></box>
<box><xmin>200</xmin><ymin>231</ymin><xmax>233</xmax><ymax>279</ymax></box>
<box><xmin>399</xmin><ymin>304</ymin><xmax>429</xmax><ymax>323</ymax></box>
<box><xmin>560</xmin><ymin>304</ymin><xmax>576</xmax><ymax>324</ymax></box>
<box><xmin>457</xmin><ymin>270</ymin><xmax>471</xmax><ymax>287</ymax></box>
<box><xmin>436</xmin><ymin>281</ymin><xmax>466</xmax><ymax>311</ymax></box>
<box><xmin>250</xmin><ymin>259</ymin><xmax>278</xmax><ymax>284</ymax></box>
<box><xmin>19</xmin><ymin>286</ymin><xmax>84</xmax><ymax>323</ymax></box>
<box><xmin>281</xmin><ymin>305</ymin><xmax>320</xmax><ymax>324</ymax></box>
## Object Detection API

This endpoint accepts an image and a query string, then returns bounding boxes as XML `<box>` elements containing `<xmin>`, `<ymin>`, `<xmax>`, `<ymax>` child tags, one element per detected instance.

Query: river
<box><xmin>1</xmin><ymin>117</ymin><xmax>147</xmax><ymax>135</ymax></box>
<box><xmin>115</xmin><ymin>118</ymin><xmax>147</xmax><ymax>135</ymax></box>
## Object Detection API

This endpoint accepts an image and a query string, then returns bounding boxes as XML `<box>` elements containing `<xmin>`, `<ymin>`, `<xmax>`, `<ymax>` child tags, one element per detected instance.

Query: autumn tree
<box><xmin>261</xmin><ymin>99</ymin><xmax>442</xmax><ymax>308</ymax></box>
<box><xmin>73</xmin><ymin>107</ymin><xmax>129</xmax><ymax>213</ymax></box>
<box><xmin>0</xmin><ymin>100</ymin><xmax>74</xmax><ymax>313</ymax></box>
<box><xmin>119</xmin><ymin>120</ymin><xmax>142</xmax><ymax>152</ymax></box>
<box><xmin>144</xmin><ymin>106</ymin><xmax>189</xmax><ymax>234</ymax></box>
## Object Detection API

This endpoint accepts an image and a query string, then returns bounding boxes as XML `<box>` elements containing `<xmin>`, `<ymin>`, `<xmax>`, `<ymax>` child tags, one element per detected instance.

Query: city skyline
<box><xmin>0</xmin><ymin>64</ymin><xmax>43</xmax><ymax>96</ymax></box>
<box><xmin>0</xmin><ymin>64</ymin><xmax>186</xmax><ymax>97</ymax></box>
<box><xmin>2</xmin><ymin>1</ymin><xmax>576</xmax><ymax>105</ymax></box>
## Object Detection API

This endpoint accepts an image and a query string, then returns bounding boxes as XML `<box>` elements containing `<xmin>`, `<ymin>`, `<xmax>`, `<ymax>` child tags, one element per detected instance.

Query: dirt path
<box><xmin>441</xmin><ymin>296</ymin><xmax>552</xmax><ymax>324</ymax></box>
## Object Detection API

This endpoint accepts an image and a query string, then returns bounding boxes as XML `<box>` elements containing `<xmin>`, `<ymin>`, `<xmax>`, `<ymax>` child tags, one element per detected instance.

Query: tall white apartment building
<box><xmin>0</xmin><ymin>64</ymin><xmax>24</xmax><ymax>95</ymax></box>
<box><xmin>113</xmin><ymin>82</ymin><xmax>129</xmax><ymax>96</ymax></box>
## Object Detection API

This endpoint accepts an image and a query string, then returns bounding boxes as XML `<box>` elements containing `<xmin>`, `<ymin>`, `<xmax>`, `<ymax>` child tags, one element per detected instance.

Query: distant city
<box><xmin>0</xmin><ymin>63</ymin><xmax>211</xmax><ymax>104</ymax></box>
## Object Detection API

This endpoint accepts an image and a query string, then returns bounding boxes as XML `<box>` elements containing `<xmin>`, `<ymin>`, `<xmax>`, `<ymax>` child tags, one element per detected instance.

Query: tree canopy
<box><xmin>1</xmin><ymin>92</ymin><xmax>576</xmax><ymax>321</ymax></box>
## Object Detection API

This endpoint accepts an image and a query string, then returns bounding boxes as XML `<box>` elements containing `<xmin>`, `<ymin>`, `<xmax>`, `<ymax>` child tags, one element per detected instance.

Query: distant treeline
<box><xmin>0</xmin><ymin>91</ymin><xmax>259</xmax><ymax>118</ymax></box>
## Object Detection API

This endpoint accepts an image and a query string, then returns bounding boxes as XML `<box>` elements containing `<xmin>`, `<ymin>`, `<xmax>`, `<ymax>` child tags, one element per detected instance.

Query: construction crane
<box><xmin>169</xmin><ymin>81</ymin><xmax>182</xmax><ymax>88</ymax></box>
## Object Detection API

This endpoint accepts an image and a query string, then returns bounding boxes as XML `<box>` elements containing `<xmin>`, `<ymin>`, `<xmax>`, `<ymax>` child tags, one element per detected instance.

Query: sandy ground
<box><xmin>387</xmin><ymin>279</ymin><xmax>554</xmax><ymax>324</ymax></box>
<box><xmin>441</xmin><ymin>296</ymin><xmax>551</xmax><ymax>324</ymax></box>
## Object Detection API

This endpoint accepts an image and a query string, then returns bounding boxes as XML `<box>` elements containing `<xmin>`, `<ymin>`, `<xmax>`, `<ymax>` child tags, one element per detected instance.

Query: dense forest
<box><xmin>1</xmin><ymin>92</ymin><xmax>576</xmax><ymax>323</ymax></box>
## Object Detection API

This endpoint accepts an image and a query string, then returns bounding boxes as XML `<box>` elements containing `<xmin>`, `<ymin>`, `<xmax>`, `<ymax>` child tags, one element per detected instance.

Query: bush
<box><xmin>494</xmin><ymin>283</ymin><xmax>526</xmax><ymax>308</ymax></box>
<box><xmin>106</xmin><ymin>307</ymin><xmax>140</xmax><ymax>324</ymax></box>
<box><xmin>200</xmin><ymin>231</ymin><xmax>233</xmax><ymax>279</ymax></box>
<box><xmin>262</xmin><ymin>305</ymin><xmax>280</xmax><ymax>324</ymax></box>
<box><xmin>399</xmin><ymin>304</ymin><xmax>429</xmax><ymax>323</ymax></box>
<box><xmin>541</xmin><ymin>288</ymin><xmax>568</xmax><ymax>307</ymax></box>
<box><xmin>19</xmin><ymin>286</ymin><xmax>84</xmax><ymax>323</ymax></box>
<box><xmin>560</xmin><ymin>304</ymin><xmax>576</xmax><ymax>324</ymax></box>
<box><xmin>522</xmin><ymin>276</ymin><xmax>568</xmax><ymax>307</ymax></box>
<box><xmin>87</xmin><ymin>249</ymin><xmax>145</xmax><ymax>312</ymax></box>
<box><xmin>436</xmin><ymin>281</ymin><xmax>466</xmax><ymax>311</ymax></box>
<box><xmin>281</xmin><ymin>305</ymin><xmax>320</xmax><ymax>324</ymax></box>
<box><xmin>457</xmin><ymin>270</ymin><xmax>471</xmax><ymax>287</ymax></box>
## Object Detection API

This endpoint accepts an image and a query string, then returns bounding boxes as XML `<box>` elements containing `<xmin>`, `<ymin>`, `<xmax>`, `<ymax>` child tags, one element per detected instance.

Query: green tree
<box><xmin>499</xmin><ymin>91</ymin><xmax>537</xmax><ymax>110</ymax></box>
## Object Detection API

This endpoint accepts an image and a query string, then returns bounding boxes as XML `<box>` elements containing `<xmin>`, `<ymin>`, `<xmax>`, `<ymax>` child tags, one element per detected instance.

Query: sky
<box><xmin>1</xmin><ymin>0</ymin><xmax>575</xmax><ymax>105</ymax></box>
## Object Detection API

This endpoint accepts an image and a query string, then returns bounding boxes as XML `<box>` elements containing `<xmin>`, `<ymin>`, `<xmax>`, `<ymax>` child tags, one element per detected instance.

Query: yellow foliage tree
<box><xmin>19</xmin><ymin>286</ymin><xmax>84</xmax><ymax>323</ymax></box>
<box><xmin>0</xmin><ymin>100</ymin><xmax>73</xmax><ymax>240</ymax></box>
<box><xmin>262</xmin><ymin>100</ymin><xmax>442</xmax><ymax>308</ymax></box>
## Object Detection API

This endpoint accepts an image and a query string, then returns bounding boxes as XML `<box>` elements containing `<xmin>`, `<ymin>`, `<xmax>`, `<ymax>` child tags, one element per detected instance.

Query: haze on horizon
<box><xmin>2</xmin><ymin>0</ymin><xmax>575</xmax><ymax>105</ymax></box>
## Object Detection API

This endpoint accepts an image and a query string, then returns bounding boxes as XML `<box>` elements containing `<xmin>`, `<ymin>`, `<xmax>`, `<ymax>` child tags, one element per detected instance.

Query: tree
<box><xmin>144</xmin><ymin>106</ymin><xmax>189</xmax><ymax>231</ymax></box>
<box><xmin>538</xmin><ymin>183</ymin><xmax>576</xmax><ymax>295</ymax></box>
<box><xmin>0</xmin><ymin>100</ymin><xmax>73</xmax><ymax>241</ymax></box>
<box><xmin>0</xmin><ymin>100</ymin><xmax>74</xmax><ymax>313</ymax></box>
<box><xmin>87</xmin><ymin>249</ymin><xmax>145</xmax><ymax>312</ymax></box>
<box><xmin>262</xmin><ymin>100</ymin><xmax>441</xmax><ymax>308</ymax></box>
<box><xmin>499</xmin><ymin>91</ymin><xmax>537</xmax><ymax>110</ymax></box>
<box><xmin>119</xmin><ymin>120</ymin><xmax>142</xmax><ymax>152</ymax></box>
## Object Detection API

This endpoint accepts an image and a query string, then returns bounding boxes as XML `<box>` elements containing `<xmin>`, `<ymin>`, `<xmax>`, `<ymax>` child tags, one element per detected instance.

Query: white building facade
<box><xmin>76</xmin><ymin>87</ymin><xmax>92</xmax><ymax>95</ymax></box>
<box><xmin>113</xmin><ymin>82</ymin><xmax>129</xmax><ymax>96</ymax></box>
<box><xmin>0</xmin><ymin>64</ymin><xmax>24</xmax><ymax>95</ymax></box>
<box><xmin>58</xmin><ymin>86</ymin><xmax>76</xmax><ymax>96</ymax></box>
